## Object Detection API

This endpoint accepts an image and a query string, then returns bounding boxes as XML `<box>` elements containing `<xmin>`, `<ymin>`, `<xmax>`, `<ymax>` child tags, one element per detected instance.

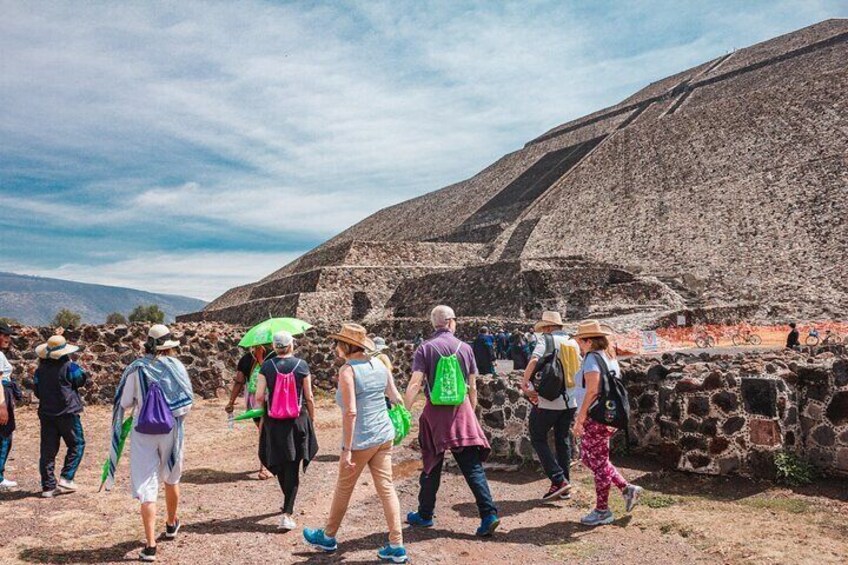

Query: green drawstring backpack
<box><xmin>428</xmin><ymin>343</ymin><xmax>467</xmax><ymax>406</ymax></box>
<box><xmin>246</xmin><ymin>362</ymin><xmax>261</xmax><ymax>395</ymax></box>
<box><xmin>388</xmin><ymin>404</ymin><xmax>412</xmax><ymax>445</ymax></box>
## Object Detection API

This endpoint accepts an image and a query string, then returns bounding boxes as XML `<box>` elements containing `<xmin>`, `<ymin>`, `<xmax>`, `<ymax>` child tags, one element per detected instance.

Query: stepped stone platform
<box><xmin>183</xmin><ymin>20</ymin><xmax>848</xmax><ymax>328</ymax></box>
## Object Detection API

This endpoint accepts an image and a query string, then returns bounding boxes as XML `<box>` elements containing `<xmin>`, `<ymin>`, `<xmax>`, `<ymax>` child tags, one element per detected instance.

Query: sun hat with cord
<box><xmin>328</xmin><ymin>323</ymin><xmax>375</xmax><ymax>352</ymax></box>
<box><xmin>147</xmin><ymin>324</ymin><xmax>180</xmax><ymax>352</ymax></box>
<box><xmin>36</xmin><ymin>330</ymin><xmax>80</xmax><ymax>360</ymax></box>
<box><xmin>572</xmin><ymin>319</ymin><xmax>614</xmax><ymax>340</ymax></box>
<box><xmin>533</xmin><ymin>311</ymin><xmax>567</xmax><ymax>333</ymax></box>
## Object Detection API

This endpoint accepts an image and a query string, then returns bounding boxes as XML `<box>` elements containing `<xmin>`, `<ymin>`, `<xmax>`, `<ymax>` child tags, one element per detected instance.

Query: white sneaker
<box><xmin>0</xmin><ymin>479</ymin><xmax>18</xmax><ymax>491</ymax></box>
<box><xmin>57</xmin><ymin>478</ymin><xmax>77</xmax><ymax>492</ymax></box>
<box><xmin>42</xmin><ymin>488</ymin><xmax>60</xmax><ymax>498</ymax></box>
<box><xmin>278</xmin><ymin>514</ymin><xmax>297</xmax><ymax>531</ymax></box>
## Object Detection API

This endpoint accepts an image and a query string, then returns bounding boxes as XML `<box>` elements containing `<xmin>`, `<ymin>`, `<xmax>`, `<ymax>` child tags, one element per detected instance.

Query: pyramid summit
<box><xmin>183</xmin><ymin>19</ymin><xmax>848</xmax><ymax>329</ymax></box>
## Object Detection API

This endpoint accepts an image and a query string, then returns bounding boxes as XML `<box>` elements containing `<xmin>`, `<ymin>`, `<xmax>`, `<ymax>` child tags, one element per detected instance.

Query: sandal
<box><xmin>257</xmin><ymin>468</ymin><xmax>273</xmax><ymax>480</ymax></box>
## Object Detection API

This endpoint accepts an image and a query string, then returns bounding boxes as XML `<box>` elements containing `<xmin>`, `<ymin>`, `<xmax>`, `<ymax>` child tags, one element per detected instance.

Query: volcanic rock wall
<box><xmin>476</xmin><ymin>350</ymin><xmax>848</xmax><ymax>478</ymax></box>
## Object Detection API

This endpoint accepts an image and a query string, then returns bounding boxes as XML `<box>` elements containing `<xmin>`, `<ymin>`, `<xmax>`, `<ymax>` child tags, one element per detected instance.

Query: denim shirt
<box><xmin>336</xmin><ymin>359</ymin><xmax>395</xmax><ymax>451</ymax></box>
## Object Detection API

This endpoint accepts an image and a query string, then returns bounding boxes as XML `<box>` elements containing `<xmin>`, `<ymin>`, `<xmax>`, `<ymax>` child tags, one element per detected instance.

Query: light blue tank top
<box><xmin>335</xmin><ymin>359</ymin><xmax>395</xmax><ymax>451</ymax></box>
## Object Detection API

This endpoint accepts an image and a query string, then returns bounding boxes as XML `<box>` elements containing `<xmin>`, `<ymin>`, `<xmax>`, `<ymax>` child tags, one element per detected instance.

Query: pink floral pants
<box><xmin>580</xmin><ymin>419</ymin><xmax>627</xmax><ymax>510</ymax></box>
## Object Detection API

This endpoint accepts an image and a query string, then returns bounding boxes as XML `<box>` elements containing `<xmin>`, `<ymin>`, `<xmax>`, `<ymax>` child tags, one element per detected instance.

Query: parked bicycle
<box><xmin>731</xmin><ymin>328</ymin><xmax>762</xmax><ymax>346</ymax></box>
<box><xmin>806</xmin><ymin>328</ymin><xmax>843</xmax><ymax>347</ymax></box>
<box><xmin>693</xmin><ymin>331</ymin><xmax>716</xmax><ymax>348</ymax></box>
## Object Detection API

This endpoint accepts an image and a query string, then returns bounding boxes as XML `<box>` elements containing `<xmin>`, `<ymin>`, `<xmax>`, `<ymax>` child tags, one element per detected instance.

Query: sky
<box><xmin>1</xmin><ymin>1</ymin><xmax>844</xmax><ymax>301</ymax></box>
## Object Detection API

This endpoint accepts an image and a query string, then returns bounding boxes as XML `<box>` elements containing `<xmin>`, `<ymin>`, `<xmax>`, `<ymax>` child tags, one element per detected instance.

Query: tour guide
<box><xmin>403</xmin><ymin>305</ymin><xmax>500</xmax><ymax>537</ymax></box>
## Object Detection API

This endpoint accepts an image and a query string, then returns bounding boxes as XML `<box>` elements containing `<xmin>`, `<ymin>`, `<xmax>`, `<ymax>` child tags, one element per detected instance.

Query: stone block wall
<box><xmin>476</xmin><ymin>350</ymin><xmax>848</xmax><ymax>478</ymax></box>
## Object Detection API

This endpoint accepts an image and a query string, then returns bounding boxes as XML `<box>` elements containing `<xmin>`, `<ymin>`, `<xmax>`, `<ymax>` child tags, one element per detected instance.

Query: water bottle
<box><xmin>227</xmin><ymin>412</ymin><xmax>234</xmax><ymax>431</ymax></box>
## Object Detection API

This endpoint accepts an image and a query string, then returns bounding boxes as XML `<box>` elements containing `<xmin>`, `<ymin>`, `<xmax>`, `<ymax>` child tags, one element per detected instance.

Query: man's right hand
<box><xmin>0</xmin><ymin>404</ymin><xmax>8</xmax><ymax>425</ymax></box>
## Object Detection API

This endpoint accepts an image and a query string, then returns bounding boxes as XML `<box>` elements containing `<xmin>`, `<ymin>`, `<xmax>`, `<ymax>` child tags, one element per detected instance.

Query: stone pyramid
<box><xmin>182</xmin><ymin>19</ymin><xmax>848</xmax><ymax>329</ymax></box>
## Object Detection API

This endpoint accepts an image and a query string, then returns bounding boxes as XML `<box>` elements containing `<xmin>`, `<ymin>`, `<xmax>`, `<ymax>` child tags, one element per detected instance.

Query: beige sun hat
<box><xmin>328</xmin><ymin>323</ymin><xmax>375</xmax><ymax>352</ymax></box>
<box><xmin>534</xmin><ymin>311</ymin><xmax>566</xmax><ymax>332</ymax></box>
<box><xmin>148</xmin><ymin>324</ymin><xmax>180</xmax><ymax>351</ymax></box>
<box><xmin>36</xmin><ymin>333</ymin><xmax>80</xmax><ymax>360</ymax></box>
<box><xmin>572</xmin><ymin>319</ymin><xmax>614</xmax><ymax>340</ymax></box>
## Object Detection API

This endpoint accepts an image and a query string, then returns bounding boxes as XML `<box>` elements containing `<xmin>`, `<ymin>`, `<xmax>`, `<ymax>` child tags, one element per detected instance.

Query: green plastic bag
<box><xmin>246</xmin><ymin>363</ymin><xmax>261</xmax><ymax>394</ymax></box>
<box><xmin>429</xmin><ymin>346</ymin><xmax>467</xmax><ymax>406</ymax></box>
<box><xmin>388</xmin><ymin>404</ymin><xmax>412</xmax><ymax>446</ymax></box>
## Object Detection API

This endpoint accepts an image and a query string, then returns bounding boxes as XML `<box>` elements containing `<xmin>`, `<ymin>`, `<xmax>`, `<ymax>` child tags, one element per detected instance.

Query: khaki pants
<box><xmin>325</xmin><ymin>440</ymin><xmax>402</xmax><ymax>545</ymax></box>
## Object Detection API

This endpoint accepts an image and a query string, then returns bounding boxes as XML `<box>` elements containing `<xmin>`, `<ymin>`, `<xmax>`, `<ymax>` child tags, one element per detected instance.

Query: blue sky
<box><xmin>1</xmin><ymin>1</ymin><xmax>844</xmax><ymax>300</ymax></box>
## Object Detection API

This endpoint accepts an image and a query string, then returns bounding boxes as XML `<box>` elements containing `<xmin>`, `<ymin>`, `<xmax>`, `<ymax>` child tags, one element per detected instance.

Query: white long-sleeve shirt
<box><xmin>0</xmin><ymin>351</ymin><xmax>12</xmax><ymax>406</ymax></box>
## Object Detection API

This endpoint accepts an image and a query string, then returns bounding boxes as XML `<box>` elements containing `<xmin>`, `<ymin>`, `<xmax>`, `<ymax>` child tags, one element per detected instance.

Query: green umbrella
<box><xmin>99</xmin><ymin>416</ymin><xmax>133</xmax><ymax>492</ymax></box>
<box><xmin>238</xmin><ymin>318</ymin><xmax>313</xmax><ymax>348</ymax></box>
<box><xmin>233</xmin><ymin>407</ymin><xmax>265</xmax><ymax>421</ymax></box>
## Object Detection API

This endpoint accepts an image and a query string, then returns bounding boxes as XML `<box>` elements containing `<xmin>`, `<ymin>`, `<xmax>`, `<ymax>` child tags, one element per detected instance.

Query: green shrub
<box><xmin>774</xmin><ymin>451</ymin><xmax>817</xmax><ymax>486</ymax></box>
<box><xmin>0</xmin><ymin>317</ymin><xmax>20</xmax><ymax>326</ymax></box>
<box><xmin>52</xmin><ymin>309</ymin><xmax>81</xmax><ymax>328</ymax></box>
<box><xmin>105</xmin><ymin>312</ymin><xmax>127</xmax><ymax>325</ymax></box>
<box><xmin>128</xmin><ymin>305</ymin><xmax>165</xmax><ymax>324</ymax></box>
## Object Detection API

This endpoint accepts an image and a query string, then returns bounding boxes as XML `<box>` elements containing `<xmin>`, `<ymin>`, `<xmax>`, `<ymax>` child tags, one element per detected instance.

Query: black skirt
<box><xmin>258</xmin><ymin>411</ymin><xmax>319</xmax><ymax>475</ymax></box>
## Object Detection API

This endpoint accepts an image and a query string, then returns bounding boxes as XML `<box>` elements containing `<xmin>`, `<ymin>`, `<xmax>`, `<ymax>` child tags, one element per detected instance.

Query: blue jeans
<box><xmin>529</xmin><ymin>407</ymin><xmax>576</xmax><ymax>484</ymax></box>
<box><xmin>0</xmin><ymin>434</ymin><xmax>11</xmax><ymax>482</ymax></box>
<box><xmin>418</xmin><ymin>446</ymin><xmax>497</xmax><ymax>520</ymax></box>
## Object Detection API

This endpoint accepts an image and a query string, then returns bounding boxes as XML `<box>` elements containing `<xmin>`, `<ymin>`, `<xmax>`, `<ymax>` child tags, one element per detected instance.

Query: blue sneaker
<box><xmin>302</xmin><ymin>528</ymin><xmax>338</xmax><ymax>552</ymax></box>
<box><xmin>475</xmin><ymin>514</ymin><xmax>500</xmax><ymax>537</ymax></box>
<box><xmin>406</xmin><ymin>511</ymin><xmax>434</xmax><ymax>528</ymax></box>
<box><xmin>377</xmin><ymin>544</ymin><xmax>409</xmax><ymax>563</ymax></box>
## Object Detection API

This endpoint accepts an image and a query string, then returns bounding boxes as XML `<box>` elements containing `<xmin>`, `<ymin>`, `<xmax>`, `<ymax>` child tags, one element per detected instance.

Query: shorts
<box><xmin>129</xmin><ymin>420</ymin><xmax>185</xmax><ymax>503</ymax></box>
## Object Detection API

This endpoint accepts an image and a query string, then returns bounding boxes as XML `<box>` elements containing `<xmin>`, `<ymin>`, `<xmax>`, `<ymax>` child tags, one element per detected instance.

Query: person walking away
<box><xmin>786</xmin><ymin>323</ymin><xmax>800</xmax><ymax>350</ymax></box>
<box><xmin>496</xmin><ymin>329</ymin><xmax>508</xmax><ymax>360</ymax></box>
<box><xmin>107</xmin><ymin>324</ymin><xmax>193</xmax><ymax>562</ymax></box>
<box><xmin>520</xmin><ymin>311</ymin><xmax>581</xmax><ymax>500</ymax></box>
<box><xmin>255</xmin><ymin>331</ymin><xmax>318</xmax><ymax>531</ymax></box>
<box><xmin>0</xmin><ymin>322</ymin><xmax>21</xmax><ymax>491</ymax></box>
<box><xmin>571</xmin><ymin>320</ymin><xmax>642</xmax><ymax>526</ymax></box>
<box><xmin>225</xmin><ymin>345</ymin><xmax>273</xmax><ymax>479</ymax></box>
<box><xmin>404</xmin><ymin>306</ymin><xmax>500</xmax><ymax>537</ymax></box>
<box><xmin>33</xmin><ymin>329</ymin><xmax>87</xmax><ymax>497</ymax></box>
<box><xmin>303</xmin><ymin>324</ymin><xmax>408</xmax><ymax>563</ymax></box>
<box><xmin>472</xmin><ymin>327</ymin><xmax>496</xmax><ymax>376</ymax></box>
<box><xmin>510</xmin><ymin>329</ymin><xmax>528</xmax><ymax>370</ymax></box>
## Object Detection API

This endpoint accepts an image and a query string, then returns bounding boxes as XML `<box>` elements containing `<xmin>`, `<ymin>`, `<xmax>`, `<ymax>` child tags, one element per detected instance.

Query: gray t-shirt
<box><xmin>530</xmin><ymin>331</ymin><xmax>581</xmax><ymax>410</ymax></box>
<box><xmin>573</xmin><ymin>351</ymin><xmax>621</xmax><ymax>411</ymax></box>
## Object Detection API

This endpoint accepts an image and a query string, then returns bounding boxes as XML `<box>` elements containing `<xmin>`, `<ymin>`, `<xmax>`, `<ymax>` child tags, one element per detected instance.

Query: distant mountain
<box><xmin>0</xmin><ymin>272</ymin><xmax>207</xmax><ymax>325</ymax></box>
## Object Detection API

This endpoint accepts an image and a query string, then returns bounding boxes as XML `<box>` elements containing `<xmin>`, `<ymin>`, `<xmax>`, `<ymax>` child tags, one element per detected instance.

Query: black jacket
<box><xmin>34</xmin><ymin>357</ymin><xmax>87</xmax><ymax>417</ymax></box>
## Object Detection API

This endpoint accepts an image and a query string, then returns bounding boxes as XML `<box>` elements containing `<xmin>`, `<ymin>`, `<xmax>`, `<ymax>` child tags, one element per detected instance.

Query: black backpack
<box><xmin>584</xmin><ymin>352</ymin><xmax>630</xmax><ymax>429</ymax></box>
<box><xmin>534</xmin><ymin>334</ymin><xmax>566</xmax><ymax>402</ymax></box>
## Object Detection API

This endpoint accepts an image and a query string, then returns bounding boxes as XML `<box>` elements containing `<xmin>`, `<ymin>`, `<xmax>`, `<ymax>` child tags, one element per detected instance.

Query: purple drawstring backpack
<box><xmin>135</xmin><ymin>367</ymin><xmax>175</xmax><ymax>434</ymax></box>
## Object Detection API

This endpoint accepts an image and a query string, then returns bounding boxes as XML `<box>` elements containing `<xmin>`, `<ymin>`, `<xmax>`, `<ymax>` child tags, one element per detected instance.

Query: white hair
<box><xmin>430</xmin><ymin>305</ymin><xmax>456</xmax><ymax>329</ymax></box>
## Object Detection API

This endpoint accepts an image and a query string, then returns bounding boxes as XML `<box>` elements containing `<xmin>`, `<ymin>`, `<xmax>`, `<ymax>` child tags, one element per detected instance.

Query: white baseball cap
<box><xmin>273</xmin><ymin>331</ymin><xmax>294</xmax><ymax>348</ymax></box>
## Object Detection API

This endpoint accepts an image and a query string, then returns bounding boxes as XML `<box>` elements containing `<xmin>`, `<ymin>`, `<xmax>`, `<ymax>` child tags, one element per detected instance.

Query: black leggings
<box><xmin>276</xmin><ymin>461</ymin><xmax>301</xmax><ymax>514</ymax></box>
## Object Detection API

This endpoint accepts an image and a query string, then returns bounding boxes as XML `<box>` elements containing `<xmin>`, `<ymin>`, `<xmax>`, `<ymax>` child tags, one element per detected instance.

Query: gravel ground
<box><xmin>1</xmin><ymin>399</ymin><xmax>845</xmax><ymax>564</ymax></box>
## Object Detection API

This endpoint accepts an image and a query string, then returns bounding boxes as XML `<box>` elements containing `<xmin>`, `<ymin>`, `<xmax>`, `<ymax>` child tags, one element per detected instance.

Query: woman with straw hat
<box><xmin>303</xmin><ymin>323</ymin><xmax>408</xmax><ymax>564</ymax></box>
<box><xmin>571</xmin><ymin>320</ymin><xmax>642</xmax><ymax>526</ymax></box>
<box><xmin>33</xmin><ymin>329</ymin><xmax>88</xmax><ymax>497</ymax></box>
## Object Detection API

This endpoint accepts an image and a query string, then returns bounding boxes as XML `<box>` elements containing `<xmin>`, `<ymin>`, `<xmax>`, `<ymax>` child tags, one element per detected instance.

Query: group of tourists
<box><xmin>0</xmin><ymin>304</ymin><xmax>642</xmax><ymax>563</ymax></box>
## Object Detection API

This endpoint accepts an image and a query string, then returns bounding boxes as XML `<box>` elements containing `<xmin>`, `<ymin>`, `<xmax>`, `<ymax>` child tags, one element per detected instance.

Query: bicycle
<box><xmin>693</xmin><ymin>331</ymin><xmax>716</xmax><ymax>348</ymax></box>
<box><xmin>732</xmin><ymin>329</ymin><xmax>762</xmax><ymax>346</ymax></box>
<box><xmin>805</xmin><ymin>328</ymin><xmax>842</xmax><ymax>347</ymax></box>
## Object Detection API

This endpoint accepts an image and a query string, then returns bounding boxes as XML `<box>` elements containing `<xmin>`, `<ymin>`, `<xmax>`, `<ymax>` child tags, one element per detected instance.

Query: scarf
<box><xmin>104</xmin><ymin>355</ymin><xmax>193</xmax><ymax>491</ymax></box>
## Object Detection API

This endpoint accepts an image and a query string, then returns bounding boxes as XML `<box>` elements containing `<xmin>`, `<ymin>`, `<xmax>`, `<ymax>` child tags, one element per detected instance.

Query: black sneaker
<box><xmin>164</xmin><ymin>519</ymin><xmax>180</xmax><ymax>539</ymax></box>
<box><xmin>542</xmin><ymin>480</ymin><xmax>571</xmax><ymax>501</ymax></box>
<box><xmin>139</xmin><ymin>546</ymin><xmax>157</xmax><ymax>562</ymax></box>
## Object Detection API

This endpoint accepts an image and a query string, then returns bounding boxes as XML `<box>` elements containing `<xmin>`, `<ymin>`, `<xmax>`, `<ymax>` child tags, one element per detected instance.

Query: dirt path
<box><xmin>1</xmin><ymin>400</ymin><xmax>846</xmax><ymax>564</ymax></box>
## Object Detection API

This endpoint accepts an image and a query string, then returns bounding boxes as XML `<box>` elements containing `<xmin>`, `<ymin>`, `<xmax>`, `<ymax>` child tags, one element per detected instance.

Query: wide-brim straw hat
<box><xmin>371</xmin><ymin>337</ymin><xmax>388</xmax><ymax>352</ymax></box>
<box><xmin>572</xmin><ymin>319</ymin><xmax>614</xmax><ymax>340</ymax></box>
<box><xmin>36</xmin><ymin>335</ymin><xmax>80</xmax><ymax>360</ymax></box>
<box><xmin>329</xmin><ymin>323</ymin><xmax>375</xmax><ymax>352</ymax></box>
<box><xmin>148</xmin><ymin>324</ymin><xmax>180</xmax><ymax>351</ymax></box>
<box><xmin>534</xmin><ymin>311</ymin><xmax>566</xmax><ymax>332</ymax></box>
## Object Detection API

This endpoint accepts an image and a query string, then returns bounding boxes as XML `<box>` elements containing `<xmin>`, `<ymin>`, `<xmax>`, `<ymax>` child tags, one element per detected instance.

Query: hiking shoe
<box><xmin>406</xmin><ymin>511</ymin><xmax>434</xmax><ymax>528</ymax></box>
<box><xmin>0</xmin><ymin>479</ymin><xmax>18</xmax><ymax>491</ymax></box>
<box><xmin>623</xmin><ymin>484</ymin><xmax>643</xmax><ymax>512</ymax></box>
<box><xmin>377</xmin><ymin>544</ymin><xmax>409</xmax><ymax>563</ymax></box>
<box><xmin>278</xmin><ymin>514</ymin><xmax>296</xmax><ymax>531</ymax></box>
<box><xmin>303</xmin><ymin>528</ymin><xmax>337</xmax><ymax>552</ymax></box>
<box><xmin>559</xmin><ymin>492</ymin><xmax>572</xmax><ymax>500</ymax></box>
<box><xmin>57</xmin><ymin>478</ymin><xmax>77</xmax><ymax>492</ymax></box>
<box><xmin>475</xmin><ymin>514</ymin><xmax>500</xmax><ymax>537</ymax></box>
<box><xmin>164</xmin><ymin>519</ymin><xmax>180</xmax><ymax>539</ymax></box>
<box><xmin>41</xmin><ymin>488</ymin><xmax>60</xmax><ymax>498</ymax></box>
<box><xmin>542</xmin><ymin>480</ymin><xmax>571</xmax><ymax>501</ymax></box>
<box><xmin>139</xmin><ymin>546</ymin><xmax>157</xmax><ymax>562</ymax></box>
<box><xmin>580</xmin><ymin>508</ymin><xmax>614</xmax><ymax>526</ymax></box>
